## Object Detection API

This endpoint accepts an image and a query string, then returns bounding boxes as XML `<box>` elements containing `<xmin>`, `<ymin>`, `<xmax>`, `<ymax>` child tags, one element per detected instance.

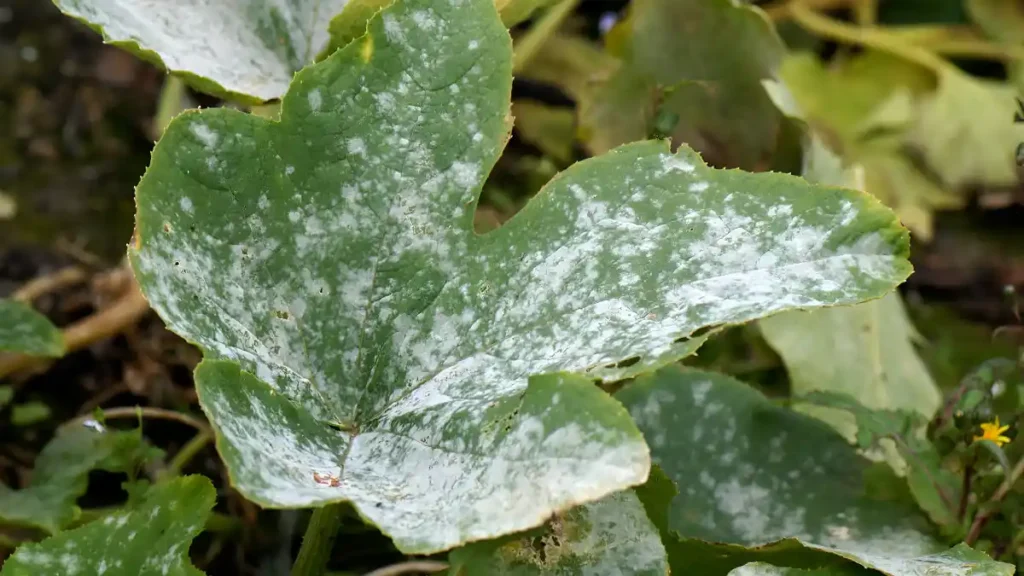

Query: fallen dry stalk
<box><xmin>0</xmin><ymin>273</ymin><xmax>151</xmax><ymax>379</ymax></box>
<box><xmin>11</xmin><ymin>266</ymin><xmax>88</xmax><ymax>302</ymax></box>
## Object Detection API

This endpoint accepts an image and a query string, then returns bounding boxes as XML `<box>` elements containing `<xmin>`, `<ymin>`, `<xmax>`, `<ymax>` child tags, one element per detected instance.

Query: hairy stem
<box><xmin>966</xmin><ymin>457</ymin><xmax>1024</xmax><ymax>545</ymax></box>
<box><xmin>292</xmin><ymin>504</ymin><xmax>346</xmax><ymax>576</ymax></box>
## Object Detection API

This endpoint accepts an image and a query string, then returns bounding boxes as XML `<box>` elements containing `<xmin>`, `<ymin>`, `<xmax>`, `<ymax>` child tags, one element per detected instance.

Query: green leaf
<box><xmin>10</xmin><ymin>401</ymin><xmax>52</xmax><ymax>427</ymax></box>
<box><xmin>129</xmin><ymin>0</ymin><xmax>911</xmax><ymax>554</ymax></box>
<box><xmin>795</xmin><ymin>391</ymin><xmax>960</xmax><ymax>528</ymax></box>
<box><xmin>616</xmin><ymin>367</ymin><xmax>938</xmax><ymax>555</ymax></box>
<box><xmin>0</xmin><ymin>299</ymin><xmax>65</xmax><ymax>358</ymax></box>
<box><xmin>0</xmin><ymin>475</ymin><xmax>215</xmax><ymax>576</ymax></box>
<box><xmin>582</xmin><ymin>0</ymin><xmax>784</xmax><ymax>170</ymax></box>
<box><xmin>619</xmin><ymin>369</ymin><xmax>1016</xmax><ymax>575</ymax></box>
<box><xmin>0</xmin><ymin>386</ymin><xmax>13</xmax><ymax>410</ymax></box>
<box><xmin>50</xmin><ymin>0</ymin><xmax>348</xmax><ymax>103</ymax></box>
<box><xmin>446</xmin><ymin>489</ymin><xmax>669</xmax><ymax>575</ymax></box>
<box><xmin>0</xmin><ymin>423</ymin><xmax>160</xmax><ymax>533</ymax></box>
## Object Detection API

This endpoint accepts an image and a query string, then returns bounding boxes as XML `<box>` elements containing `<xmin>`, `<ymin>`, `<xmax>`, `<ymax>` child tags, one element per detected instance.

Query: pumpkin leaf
<box><xmin>618</xmin><ymin>368</ymin><xmax>1014</xmax><ymax>576</ymax></box>
<box><xmin>446</xmin><ymin>489</ymin><xmax>669</xmax><ymax>575</ymax></box>
<box><xmin>0</xmin><ymin>475</ymin><xmax>215</xmax><ymax>576</ymax></box>
<box><xmin>0</xmin><ymin>422</ymin><xmax>162</xmax><ymax>534</ymax></box>
<box><xmin>50</xmin><ymin>0</ymin><xmax>348</xmax><ymax>103</ymax></box>
<box><xmin>616</xmin><ymin>367</ymin><xmax>939</xmax><ymax>556</ymax></box>
<box><xmin>0</xmin><ymin>299</ymin><xmax>65</xmax><ymax>358</ymax></box>
<box><xmin>130</xmin><ymin>0</ymin><xmax>911</xmax><ymax>554</ymax></box>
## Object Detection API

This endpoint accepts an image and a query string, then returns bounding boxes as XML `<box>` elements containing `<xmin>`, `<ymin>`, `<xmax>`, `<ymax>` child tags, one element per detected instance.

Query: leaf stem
<box><xmin>163</xmin><ymin>431</ymin><xmax>213</xmax><ymax>478</ymax></box>
<box><xmin>512</xmin><ymin>0</ymin><xmax>580</xmax><ymax>74</ymax></box>
<box><xmin>62</xmin><ymin>406</ymin><xmax>211</xmax><ymax>435</ymax></box>
<box><xmin>292</xmin><ymin>503</ymin><xmax>346</xmax><ymax>576</ymax></box>
<box><xmin>957</xmin><ymin>459</ymin><xmax>974</xmax><ymax>522</ymax></box>
<box><xmin>363</xmin><ymin>561</ymin><xmax>449</xmax><ymax>576</ymax></box>
<box><xmin>788</xmin><ymin>0</ymin><xmax>949</xmax><ymax>72</ymax></box>
<box><xmin>966</xmin><ymin>456</ymin><xmax>1024</xmax><ymax>545</ymax></box>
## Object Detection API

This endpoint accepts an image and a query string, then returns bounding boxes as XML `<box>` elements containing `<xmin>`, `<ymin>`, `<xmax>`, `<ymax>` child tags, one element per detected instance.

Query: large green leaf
<box><xmin>0</xmin><ymin>475</ymin><xmax>215</xmax><ymax>576</ymax></box>
<box><xmin>0</xmin><ymin>422</ymin><xmax>160</xmax><ymax>533</ymax></box>
<box><xmin>0</xmin><ymin>300</ymin><xmax>65</xmax><ymax>358</ymax></box>
<box><xmin>582</xmin><ymin>0</ymin><xmax>784</xmax><ymax>170</ymax></box>
<box><xmin>619</xmin><ymin>369</ymin><xmax>1015</xmax><ymax>576</ymax></box>
<box><xmin>616</xmin><ymin>367</ymin><xmax>938</xmax><ymax>556</ymax></box>
<box><xmin>446</xmin><ymin>490</ymin><xmax>669</xmax><ymax>575</ymax></box>
<box><xmin>129</xmin><ymin>0</ymin><xmax>911</xmax><ymax>554</ymax></box>
<box><xmin>50</xmin><ymin>0</ymin><xmax>349</xmax><ymax>103</ymax></box>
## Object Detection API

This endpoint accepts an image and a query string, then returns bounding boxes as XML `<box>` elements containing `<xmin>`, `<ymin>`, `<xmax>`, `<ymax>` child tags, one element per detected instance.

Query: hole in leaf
<box><xmin>274</xmin><ymin>310</ymin><xmax>290</xmax><ymax>320</ymax></box>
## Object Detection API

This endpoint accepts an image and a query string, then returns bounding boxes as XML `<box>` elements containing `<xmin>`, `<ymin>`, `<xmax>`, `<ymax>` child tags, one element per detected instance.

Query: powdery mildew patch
<box><xmin>129</xmin><ymin>0</ymin><xmax>909</xmax><ymax>555</ymax></box>
<box><xmin>52</xmin><ymin>0</ymin><xmax>349</xmax><ymax>101</ymax></box>
<box><xmin>617</xmin><ymin>368</ymin><xmax>943</xmax><ymax>563</ymax></box>
<box><xmin>1</xmin><ymin>476</ymin><xmax>214</xmax><ymax>576</ymax></box>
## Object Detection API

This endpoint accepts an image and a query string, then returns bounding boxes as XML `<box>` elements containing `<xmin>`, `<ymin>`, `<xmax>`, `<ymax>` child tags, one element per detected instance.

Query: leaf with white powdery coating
<box><xmin>50</xmin><ymin>0</ymin><xmax>348</xmax><ymax>103</ymax></box>
<box><xmin>0</xmin><ymin>299</ymin><xmax>64</xmax><ymax>357</ymax></box>
<box><xmin>0</xmin><ymin>475</ymin><xmax>214</xmax><ymax>576</ymax></box>
<box><xmin>619</xmin><ymin>368</ymin><xmax>1016</xmax><ymax>576</ymax></box>
<box><xmin>129</xmin><ymin>0</ymin><xmax>911</xmax><ymax>554</ymax></box>
<box><xmin>446</xmin><ymin>490</ymin><xmax>669</xmax><ymax>575</ymax></box>
<box><xmin>0</xmin><ymin>423</ymin><xmax>160</xmax><ymax>533</ymax></box>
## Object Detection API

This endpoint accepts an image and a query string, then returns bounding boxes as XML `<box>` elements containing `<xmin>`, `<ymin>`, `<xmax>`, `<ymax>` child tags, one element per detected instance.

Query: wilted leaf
<box><xmin>51</xmin><ymin>0</ymin><xmax>348</xmax><ymax>102</ymax></box>
<box><xmin>908</xmin><ymin>68</ymin><xmax>1023</xmax><ymax>188</ymax></box>
<box><xmin>761</xmin><ymin>294</ymin><xmax>940</xmax><ymax>458</ymax></box>
<box><xmin>967</xmin><ymin>0</ymin><xmax>1024</xmax><ymax>94</ymax></box>
<box><xmin>0</xmin><ymin>423</ymin><xmax>160</xmax><ymax>533</ymax></box>
<box><xmin>0</xmin><ymin>300</ymin><xmax>64</xmax><ymax>358</ymax></box>
<box><xmin>496</xmin><ymin>0</ymin><xmax>558</xmax><ymax>27</ymax></box>
<box><xmin>759</xmin><ymin>139</ymin><xmax>941</xmax><ymax>456</ymax></box>
<box><xmin>768</xmin><ymin>51</ymin><xmax>959</xmax><ymax>240</ymax></box>
<box><xmin>618</xmin><ymin>368</ymin><xmax>1014</xmax><ymax>575</ymax></box>
<box><xmin>130</xmin><ymin>0</ymin><xmax>911</xmax><ymax>554</ymax></box>
<box><xmin>582</xmin><ymin>0</ymin><xmax>784</xmax><ymax>170</ymax></box>
<box><xmin>519</xmin><ymin>33</ymin><xmax>618</xmax><ymax>102</ymax></box>
<box><xmin>0</xmin><ymin>475</ymin><xmax>215</xmax><ymax>576</ymax></box>
<box><xmin>446</xmin><ymin>490</ymin><xmax>668</xmax><ymax>575</ymax></box>
<box><xmin>512</xmin><ymin>101</ymin><xmax>576</xmax><ymax>164</ymax></box>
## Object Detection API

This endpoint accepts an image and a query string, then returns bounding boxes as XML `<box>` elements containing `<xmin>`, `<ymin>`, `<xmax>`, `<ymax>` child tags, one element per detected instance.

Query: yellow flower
<box><xmin>974</xmin><ymin>417</ymin><xmax>1011</xmax><ymax>447</ymax></box>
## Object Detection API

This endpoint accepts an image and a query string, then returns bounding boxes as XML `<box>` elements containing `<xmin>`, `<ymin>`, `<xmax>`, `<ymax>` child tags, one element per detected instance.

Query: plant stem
<box><xmin>966</xmin><ymin>456</ymin><xmax>1024</xmax><ymax>545</ymax></box>
<box><xmin>163</xmin><ymin>431</ymin><xmax>213</xmax><ymax>478</ymax></box>
<box><xmin>957</xmin><ymin>460</ymin><xmax>974</xmax><ymax>522</ymax></box>
<box><xmin>363</xmin><ymin>561</ymin><xmax>449</xmax><ymax>576</ymax></box>
<box><xmin>62</xmin><ymin>406</ymin><xmax>211</xmax><ymax>435</ymax></box>
<box><xmin>789</xmin><ymin>0</ymin><xmax>949</xmax><ymax>72</ymax></box>
<box><xmin>512</xmin><ymin>0</ymin><xmax>580</xmax><ymax>74</ymax></box>
<box><xmin>291</xmin><ymin>504</ymin><xmax>346</xmax><ymax>576</ymax></box>
<box><xmin>153</xmin><ymin>75</ymin><xmax>186</xmax><ymax>139</ymax></box>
